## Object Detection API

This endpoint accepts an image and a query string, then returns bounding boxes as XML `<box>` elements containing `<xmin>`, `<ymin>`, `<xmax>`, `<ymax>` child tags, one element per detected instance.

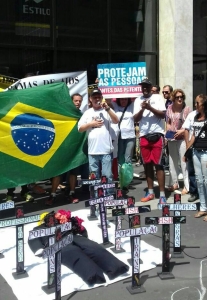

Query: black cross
<box><xmin>145</xmin><ymin>204</ymin><xmax>187</xmax><ymax>280</ymax></box>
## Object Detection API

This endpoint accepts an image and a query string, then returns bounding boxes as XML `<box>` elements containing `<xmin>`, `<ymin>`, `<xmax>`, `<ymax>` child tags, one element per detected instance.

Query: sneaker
<box><xmin>22</xmin><ymin>193</ymin><xmax>34</xmax><ymax>202</ymax></box>
<box><xmin>6</xmin><ymin>195</ymin><xmax>14</xmax><ymax>202</ymax></box>
<box><xmin>158</xmin><ymin>196</ymin><xmax>167</xmax><ymax>205</ymax></box>
<box><xmin>141</xmin><ymin>192</ymin><xmax>155</xmax><ymax>202</ymax></box>
<box><xmin>45</xmin><ymin>194</ymin><xmax>56</xmax><ymax>206</ymax></box>
<box><xmin>165</xmin><ymin>170</ymin><xmax>170</xmax><ymax>175</ymax></box>
<box><xmin>69</xmin><ymin>193</ymin><xmax>79</xmax><ymax>204</ymax></box>
<box><xmin>188</xmin><ymin>194</ymin><xmax>199</xmax><ymax>202</ymax></box>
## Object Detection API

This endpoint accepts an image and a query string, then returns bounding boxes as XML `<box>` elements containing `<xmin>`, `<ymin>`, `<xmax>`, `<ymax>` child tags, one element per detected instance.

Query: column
<box><xmin>159</xmin><ymin>0</ymin><xmax>193</xmax><ymax>107</ymax></box>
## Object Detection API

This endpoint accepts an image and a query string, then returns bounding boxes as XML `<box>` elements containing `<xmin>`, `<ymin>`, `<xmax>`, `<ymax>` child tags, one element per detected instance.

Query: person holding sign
<box><xmin>134</xmin><ymin>78</ymin><xmax>166</xmax><ymax>205</ymax></box>
<box><xmin>78</xmin><ymin>89</ymin><xmax>119</xmax><ymax>182</ymax></box>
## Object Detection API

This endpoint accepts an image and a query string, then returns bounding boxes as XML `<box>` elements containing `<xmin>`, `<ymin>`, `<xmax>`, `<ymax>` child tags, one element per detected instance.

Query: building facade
<box><xmin>0</xmin><ymin>0</ymin><xmax>206</xmax><ymax>105</ymax></box>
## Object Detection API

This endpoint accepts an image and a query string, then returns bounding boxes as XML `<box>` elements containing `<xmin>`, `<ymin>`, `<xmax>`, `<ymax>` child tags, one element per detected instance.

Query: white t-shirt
<box><xmin>113</xmin><ymin>102</ymin><xmax>135</xmax><ymax>139</ymax></box>
<box><xmin>133</xmin><ymin>94</ymin><xmax>166</xmax><ymax>137</ymax></box>
<box><xmin>78</xmin><ymin>107</ymin><xmax>114</xmax><ymax>155</ymax></box>
<box><xmin>182</xmin><ymin>110</ymin><xmax>197</xmax><ymax>140</ymax></box>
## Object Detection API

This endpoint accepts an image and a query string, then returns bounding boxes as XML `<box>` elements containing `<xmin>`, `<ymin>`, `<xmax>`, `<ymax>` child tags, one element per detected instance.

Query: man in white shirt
<box><xmin>78</xmin><ymin>89</ymin><xmax>119</xmax><ymax>182</ymax></box>
<box><xmin>134</xmin><ymin>78</ymin><xmax>166</xmax><ymax>204</ymax></box>
<box><xmin>182</xmin><ymin>110</ymin><xmax>199</xmax><ymax>202</ymax></box>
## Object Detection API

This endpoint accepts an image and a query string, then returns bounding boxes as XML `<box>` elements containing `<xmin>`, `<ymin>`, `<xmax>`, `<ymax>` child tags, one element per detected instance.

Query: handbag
<box><xmin>184</xmin><ymin>121</ymin><xmax>207</xmax><ymax>160</ymax></box>
<box><xmin>144</xmin><ymin>133</ymin><xmax>163</xmax><ymax>143</ymax></box>
<box><xmin>165</xmin><ymin>130</ymin><xmax>176</xmax><ymax>140</ymax></box>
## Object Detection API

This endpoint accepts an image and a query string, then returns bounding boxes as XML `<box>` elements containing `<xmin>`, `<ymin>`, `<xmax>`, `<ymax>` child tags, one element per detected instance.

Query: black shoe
<box><xmin>188</xmin><ymin>194</ymin><xmax>199</xmax><ymax>202</ymax></box>
<box><xmin>69</xmin><ymin>193</ymin><xmax>79</xmax><ymax>204</ymax></box>
<box><xmin>45</xmin><ymin>194</ymin><xmax>56</xmax><ymax>206</ymax></box>
<box><xmin>6</xmin><ymin>194</ymin><xmax>14</xmax><ymax>202</ymax></box>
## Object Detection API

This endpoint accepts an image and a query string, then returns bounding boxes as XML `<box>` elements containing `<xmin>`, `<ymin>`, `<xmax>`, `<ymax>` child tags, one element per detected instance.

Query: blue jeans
<box><xmin>187</xmin><ymin>157</ymin><xmax>198</xmax><ymax>195</ymax></box>
<box><xmin>118</xmin><ymin>138</ymin><xmax>135</xmax><ymax>166</ymax></box>
<box><xmin>88</xmin><ymin>154</ymin><xmax>113</xmax><ymax>181</ymax></box>
<box><xmin>193</xmin><ymin>149</ymin><xmax>207</xmax><ymax>211</ymax></box>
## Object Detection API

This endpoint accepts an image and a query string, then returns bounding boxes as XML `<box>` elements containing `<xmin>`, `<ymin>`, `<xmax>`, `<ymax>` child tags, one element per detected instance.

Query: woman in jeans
<box><xmin>113</xmin><ymin>98</ymin><xmax>135</xmax><ymax>168</ymax></box>
<box><xmin>188</xmin><ymin>94</ymin><xmax>207</xmax><ymax>219</ymax></box>
<box><xmin>166</xmin><ymin>89</ymin><xmax>191</xmax><ymax>194</ymax></box>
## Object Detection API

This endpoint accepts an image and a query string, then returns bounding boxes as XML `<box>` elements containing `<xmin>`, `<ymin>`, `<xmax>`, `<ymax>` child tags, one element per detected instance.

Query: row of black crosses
<box><xmin>0</xmin><ymin>176</ymin><xmax>197</xmax><ymax>298</ymax></box>
<box><xmin>82</xmin><ymin>175</ymin><xmax>197</xmax><ymax>294</ymax></box>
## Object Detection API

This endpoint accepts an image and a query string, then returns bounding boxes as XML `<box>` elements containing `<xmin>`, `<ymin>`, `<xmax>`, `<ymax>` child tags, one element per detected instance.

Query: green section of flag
<box><xmin>0</xmin><ymin>83</ymin><xmax>88</xmax><ymax>189</ymax></box>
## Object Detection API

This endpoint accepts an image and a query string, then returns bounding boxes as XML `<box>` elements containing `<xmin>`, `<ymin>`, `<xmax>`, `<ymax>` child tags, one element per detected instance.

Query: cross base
<box><xmin>126</xmin><ymin>285</ymin><xmax>146</xmax><ymax>294</ymax></box>
<box><xmin>111</xmin><ymin>247</ymin><xmax>125</xmax><ymax>253</ymax></box>
<box><xmin>12</xmin><ymin>270</ymin><xmax>28</xmax><ymax>279</ymax></box>
<box><xmin>157</xmin><ymin>271</ymin><xmax>174</xmax><ymax>280</ymax></box>
<box><xmin>87</xmin><ymin>215</ymin><xmax>98</xmax><ymax>221</ymax></box>
<box><xmin>42</xmin><ymin>285</ymin><xmax>55</xmax><ymax>294</ymax></box>
<box><xmin>98</xmin><ymin>224</ymin><xmax>111</xmax><ymax>229</ymax></box>
<box><xmin>127</xmin><ymin>258</ymin><xmax>143</xmax><ymax>265</ymax></box>
<box><xmin>171</xmin><ymin>252</ymin><xmax>184</xmax><ymax>258</ymax></box>
<box><xmin>100</xmin><ymin>241</ymin><xmax>113</xmax><ymax>249</ymax></box>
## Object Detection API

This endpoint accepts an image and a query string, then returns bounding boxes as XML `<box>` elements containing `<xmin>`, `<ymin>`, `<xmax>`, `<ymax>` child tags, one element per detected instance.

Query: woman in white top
<box><xmin>113</xmin><ymin>98</ymin><xmax>135</xmax><ymax>166</ymax></box>
<box><xmin>166</xmin><ymin>89</ymin><xmax>191</xmax><ymax>194</ymax></box>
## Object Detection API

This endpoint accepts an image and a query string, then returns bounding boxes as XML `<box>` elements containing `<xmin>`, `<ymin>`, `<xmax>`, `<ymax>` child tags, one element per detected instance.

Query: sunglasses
<box><xmin>175</xmin><ymin>96</ymin><xmax>184</xmax><ymax>100</ymax></box>
<box><xmin>162</xmin><ymin>91</ymin><xmax>169</xmax><ymax>94</ymax></box>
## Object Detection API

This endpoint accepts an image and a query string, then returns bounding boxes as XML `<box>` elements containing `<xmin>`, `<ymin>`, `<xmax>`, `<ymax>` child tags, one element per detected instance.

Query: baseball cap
<box><xmin>90</xmin><ymin>88</ymin><xmax>102</xmax><ymax>97</ymax></box>
<box><xmin>138</xmin><ymin>77</ymin><xmax>152</xmax><ymax>86</ymax></box>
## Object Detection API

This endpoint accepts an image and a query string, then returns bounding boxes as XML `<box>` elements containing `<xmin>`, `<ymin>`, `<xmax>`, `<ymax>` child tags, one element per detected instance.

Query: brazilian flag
<box><xmin>0</xmin><ymin>82</ymin><xmax>88</xmax><ymax>189</ymax></box>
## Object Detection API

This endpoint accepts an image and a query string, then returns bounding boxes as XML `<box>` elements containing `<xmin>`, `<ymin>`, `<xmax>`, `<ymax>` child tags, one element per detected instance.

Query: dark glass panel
<box><xmin>0</xmin><ymin>0</ymin><xmax>52</xmax><ymax>46</ymax></box>
<box><xmin>111</xmin><ymin>0</ymin><xmax>157</xmax><ymax>52</ymax></box>
<box><xmin>57</xmin><ymin>0</ymin><xmax>108</xmax><ymax>49</ymax></box>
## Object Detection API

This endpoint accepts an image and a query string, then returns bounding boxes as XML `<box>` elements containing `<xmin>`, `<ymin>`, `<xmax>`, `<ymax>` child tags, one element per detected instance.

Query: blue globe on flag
<box><xmin>11</xmin><ymin>113</ymin><xmax>55</xmax><ymax>156</ymax></box>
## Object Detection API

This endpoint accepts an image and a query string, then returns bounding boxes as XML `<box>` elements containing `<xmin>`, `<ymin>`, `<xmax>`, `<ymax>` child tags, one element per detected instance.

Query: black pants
<box><xmin>7</xmin><ymin>185</ymin><xmax>29</xmax><ymax>196</ymax></box>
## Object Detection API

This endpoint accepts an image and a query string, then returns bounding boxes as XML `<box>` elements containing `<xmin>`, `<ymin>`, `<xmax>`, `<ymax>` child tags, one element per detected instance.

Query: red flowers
<box><xmin>53</xmin><ymin>210</ymin><xmax>85</xmax><ymax>234</ymax></box>
<box><xmin>55</xmin><ymin>210</ymin><xmax>71</xmax><ymax>224</ymax></box>
<box><xmin>74</xmin><ymin>216</ymin><xmax>85</xmax><ymax>232</ymax></box>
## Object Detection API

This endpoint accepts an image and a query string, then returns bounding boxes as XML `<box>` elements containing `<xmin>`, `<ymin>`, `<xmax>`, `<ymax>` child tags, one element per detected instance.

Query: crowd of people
<box><xmin>3</xmin><ymin>76</ymin><xmax>207</xmax><ymax>221</ymax></box>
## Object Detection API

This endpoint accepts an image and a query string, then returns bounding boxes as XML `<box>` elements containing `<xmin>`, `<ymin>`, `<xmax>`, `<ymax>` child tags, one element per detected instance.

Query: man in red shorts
<box><xmin>134</xmin><ymin>78</ymin><xmax>166</xmax><ymax>204</ymax></box>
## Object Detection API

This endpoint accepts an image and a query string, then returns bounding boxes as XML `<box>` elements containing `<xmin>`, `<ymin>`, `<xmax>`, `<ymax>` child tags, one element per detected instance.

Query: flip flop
<box><xmin>194</xmin><ymin>211</ymin><xmax>207</xmax><ymax>218</ymax></box>
<box><xmin>72</xmin><ymin>198</ymin><xmax>79</xmax><ymax>204</ymax></box>
<box><xmin>57</xmin><ymin>184</ymin><xmax>66</xmax><ymax>191</ymax></box>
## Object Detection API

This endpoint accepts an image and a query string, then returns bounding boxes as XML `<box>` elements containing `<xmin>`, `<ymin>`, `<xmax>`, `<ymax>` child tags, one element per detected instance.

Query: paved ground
<box><xmin>0</xmin><ymin>164</ymin><xmax>207</xmax><ymax>300</ymax></box>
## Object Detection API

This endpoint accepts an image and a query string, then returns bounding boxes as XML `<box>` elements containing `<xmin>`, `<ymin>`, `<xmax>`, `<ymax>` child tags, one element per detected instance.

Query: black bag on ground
<box><xmin>144</xmin><ymin>133</ymin><xmax>163</xmax><ymax>143</ymax></box>
<box><xmin>73</xmin><ymin>235</ymin><xmax>129</xmax><ymax>280</ymax></box>
<box><xmin>61</xmin><ymin>243</ymin><xmax>106</xmax><ymax>285</ymax></box>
